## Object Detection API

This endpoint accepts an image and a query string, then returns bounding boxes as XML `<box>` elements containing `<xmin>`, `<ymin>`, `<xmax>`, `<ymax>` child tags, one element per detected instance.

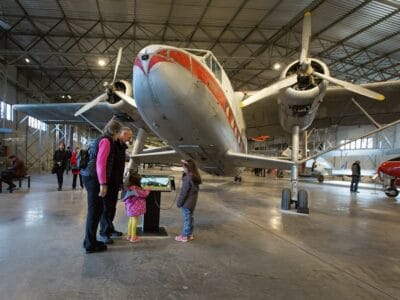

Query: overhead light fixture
<box><xmin>61</xmin><ymin>95</ymin><xmax>65</xmax><ymax>99</ymax></box>
<box><xmin>25</xmin><ymin>58</ymin><xmax>30</xmax><ymax>63</ymax></box>
<box><xmin>98</xmin><ymin>58</ymin><xmax>106</xmax><ymax>66</ymax></box>
<box><xmin>273</xmin><ymin>62</ymin><xmax>281</xmax><ymax>71</ymax></box>
<box><xmin>67</xmin><ymin>95</ymin><xmax>72</xmax><ymax>100</ymax></box>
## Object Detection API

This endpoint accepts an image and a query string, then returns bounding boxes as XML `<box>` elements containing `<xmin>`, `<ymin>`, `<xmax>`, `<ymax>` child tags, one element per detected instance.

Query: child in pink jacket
<box><xmin>123</xmin><ymin>173</ymin><xmax>150</xmax><ymax>243</ymax></box>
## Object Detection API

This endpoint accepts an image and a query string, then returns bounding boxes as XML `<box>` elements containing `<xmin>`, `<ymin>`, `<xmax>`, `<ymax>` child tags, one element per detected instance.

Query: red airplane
<box><xmin>377</xmin><ymin>157</ymin><xmax>400</xmax><ymax>197</ymax></box>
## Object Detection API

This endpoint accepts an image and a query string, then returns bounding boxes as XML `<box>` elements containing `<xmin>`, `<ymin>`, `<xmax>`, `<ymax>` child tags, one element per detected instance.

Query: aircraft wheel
<box><xmin>318</xmin><ymin>175</ymin><xmax>324</xmax><ymax>183</ymax></box>
<box><xmin>385</xmin><ymin>188</ymin><xmax>399</xmax><ymax>198</ymax></box>
<box><xmin>277</xmin><ymin>170</ymin><xmax>284</xmax><ymax>178</ymax></box>
<box><xmin>297</xmin><ymin>189</ymin><xmax>309</xmax><ymax>214</ymax></box>
<box><xmin>238</xmin><ymin>176</ymin><xmax>242</xmax><ymax>182</ymax></box>
<box><xmin>281</xmin><ymin>188</ymin><xmax>291</xmax><ymax>210</ymax></box>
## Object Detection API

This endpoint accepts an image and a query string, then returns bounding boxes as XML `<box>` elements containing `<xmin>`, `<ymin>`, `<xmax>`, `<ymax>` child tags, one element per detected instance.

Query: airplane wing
<box><xmin>225</xmin><ymin>150</ymin><xmax>294</xmax><ymax>170</ymax></box>
<box><xmin>241</xmin><ymin>91</ymin><xmax>283</xmax><ymax>137</ymax></box>
<box><xmin>14</xmin><ymin>102</ymin><xmax>149</xmax><ymax>131</ymax></box>
<box><xmin>142</xmin><ymin>146</ymin><xmax>174</xmax><ymax>154</ymax></box>
<box><xmin>314</xmin><ymin>80</ymin><xmax>400</xmax><ymax>128</ymax></box>
<box><xmin>242</xmin><ymin>80</ymin><xmax>400</xmax><ymax>137</ymax></box>
<box><xmin>131</xmin><ymin>150</ymin><xmax>182</xmax><ymax>165</ymax></box>
<box><xmin>331</xmin><ymin>169</ymin><xmax>376</xmax><ymax>177</ymax></box>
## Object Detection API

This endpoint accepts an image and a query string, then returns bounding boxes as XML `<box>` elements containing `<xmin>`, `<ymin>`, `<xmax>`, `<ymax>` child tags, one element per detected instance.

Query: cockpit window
<box><xmin>184</xmin><ymin>48</ymin><xmax>222</xmax><ymax>83</ymax></box>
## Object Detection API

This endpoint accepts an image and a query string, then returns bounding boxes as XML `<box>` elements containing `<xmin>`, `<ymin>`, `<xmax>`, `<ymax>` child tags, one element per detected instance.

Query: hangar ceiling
<box><xmin>0</xmin><ymin>0</ymin><xmax>399</xmax><ymax>103</ymax></box>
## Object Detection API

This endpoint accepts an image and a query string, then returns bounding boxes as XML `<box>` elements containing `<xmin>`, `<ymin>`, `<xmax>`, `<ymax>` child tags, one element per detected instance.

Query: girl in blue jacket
<box><xmin>175</xmin><ymin>159</ymin><xmax>202</xmax><ymax>242</ymax></box>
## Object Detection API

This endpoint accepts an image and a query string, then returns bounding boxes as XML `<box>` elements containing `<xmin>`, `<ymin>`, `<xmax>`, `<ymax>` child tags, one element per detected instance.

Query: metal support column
<box><xmin>291</xmin><ymin>126</ymin><xmax>299</xmax><ymax>201</ymax></box>
<box><xmin>302</xmin><ymin>130</ymin><xmax>308</xmax><ymax>173</ymax></box>
<box><xmin>127</xmin><ymin>128</ymin><xmax>147</xmax><ymax>175</ymax></box>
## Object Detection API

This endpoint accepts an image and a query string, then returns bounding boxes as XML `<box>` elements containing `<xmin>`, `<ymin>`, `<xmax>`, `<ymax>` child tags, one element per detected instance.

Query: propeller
<box><xmin>74</xmin><ymin>93</ymin><xmax>108</xmax><ymax>117</ymax></box>
<box><xmin>242</xmin><ymin>75</ymin><xmax>297</xmax><ymax>107</ymax></box>
<box><xmin>313</xmin><ymin>71</ymin><xmax>385</xmax><ymax>101</ymax></box>
<box><xmin>241</xmin><ymin>11</ymin><xmax>385</xmax><ymax>108</ymax></box>
<box><xmin>114</xmin><ymin>90</ymin><xmax>137</xmax><ymax>108</ymax></box>
<box><xmin>112</xmin><ymin>47</ymin><xmax>123</xmax><ymax>84</ymax></box>
<box><xmin>74</xmin><ymin>47</ymin><xmax>138</xmax><ymax>117</ymax></box>
<box><xmin>299</xmin><ymin>11</ymin><xmax>311</xmax><ymax>68</ymax></box>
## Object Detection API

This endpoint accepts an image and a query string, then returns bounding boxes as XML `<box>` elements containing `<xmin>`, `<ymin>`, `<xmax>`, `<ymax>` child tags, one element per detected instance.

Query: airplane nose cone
<box><xmin>134</xmin><ymin>45</ymin><xmax>171</xmax><ymax>75</ymax></box>
<box><xmin>134</xmin><ymin>52</ymin><xmax>150</xmax><ymax>75</ymax></box>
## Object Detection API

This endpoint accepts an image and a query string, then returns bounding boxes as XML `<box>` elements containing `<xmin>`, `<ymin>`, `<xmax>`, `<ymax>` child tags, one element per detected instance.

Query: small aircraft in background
<box><xmin>377</xmin><ymin>157</ymin><xmax>400</xmax><ymax>197</ymax></box>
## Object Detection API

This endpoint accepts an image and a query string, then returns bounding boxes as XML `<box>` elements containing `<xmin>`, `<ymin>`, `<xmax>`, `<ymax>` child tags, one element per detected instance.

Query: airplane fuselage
<box><xmin>133</xmin><ymin>45</ymin><xmax>247</xmax><ymax>176</ymax></box>
<box><xmin>131</xmin><ymin>46</ymin><xmax>331</xmax><ymax>176</ymax></box>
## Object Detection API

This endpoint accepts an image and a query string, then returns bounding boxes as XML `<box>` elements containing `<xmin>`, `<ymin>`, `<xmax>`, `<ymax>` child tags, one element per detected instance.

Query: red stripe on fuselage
<box><xmin>143</xmin><ymin>48</ymin><xmax>243</xmax><ymax>151</ymax></box>
<box><xmin>134</xmin><ymin>57</ymin><xmax>145</xmax><ymax>74</ymax></box>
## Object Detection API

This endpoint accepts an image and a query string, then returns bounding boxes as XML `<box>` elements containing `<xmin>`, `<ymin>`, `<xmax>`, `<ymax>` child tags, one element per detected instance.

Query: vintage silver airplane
<box><xmin>15</xmin><ymin>13</ymin><xmax>400</xmax><ymax>214</ymax></box>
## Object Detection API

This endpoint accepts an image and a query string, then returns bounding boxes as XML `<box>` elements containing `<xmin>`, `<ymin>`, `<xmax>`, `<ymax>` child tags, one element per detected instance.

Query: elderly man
<box><xmin>1</xmin><ymin>155</ymin><xmax>27</xmax><ymax>191</ymax></box>
<box><xmin>100</xmin><ymin>127</ymin><xmax>133</xmax><ymax>244</ymax></box>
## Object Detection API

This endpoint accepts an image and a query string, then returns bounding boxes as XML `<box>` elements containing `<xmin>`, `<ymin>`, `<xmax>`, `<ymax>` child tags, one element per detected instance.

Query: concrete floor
<box><xmin>0</xmin><ymin>170</ymin><xmax>399</xmax><ymax>300</ymax></box>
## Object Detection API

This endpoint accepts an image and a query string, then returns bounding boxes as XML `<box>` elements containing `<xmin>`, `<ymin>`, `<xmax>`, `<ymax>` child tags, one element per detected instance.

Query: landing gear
<box><xmin>280</xmin><ymin>126</ymin><xmax>309</xmax><ymax>214</ymax></box>
<box><xmin>124</xmin><ymin>128</ymin><xmax>147</xmax><ymax>185</ymax></box>
<box><xmin>385</xmin><ymin>187</ymin><xmax>399</xmax><ymax>198</ymax></box>
<box><xmin>317</xmin><ymin>175</ymin><xmax>324</xmax><ymax>183</ymax></box>
<box><xmin>281</xmin><ymin>188</ymin><xmax>291</xmax><ymax>210</ymax></box>
<box><xmin>234</xmin><ymin>176</ymin><xmax>242</xmax><ymax>182</ymax></box>
<box><xmin>297</xmin><ymin>189</ymin><xmax>309</xmax><ymax>214</ymax></box>
<box><xmin>280</xmin><ymin>188</ymin><xmax>309</xmax><ymax>213</ymax></box>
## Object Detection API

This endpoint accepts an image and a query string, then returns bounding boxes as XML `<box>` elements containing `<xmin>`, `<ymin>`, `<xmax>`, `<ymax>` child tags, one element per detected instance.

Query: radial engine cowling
<box><xmin>278</xmin><ymin>59</ymin><xmax>329</xmax><ymax>132</ymax></box>
<box><xmin>106</xmin><ymin>80</ymin><xmax>137</xmax><ymax>118</ymax></box>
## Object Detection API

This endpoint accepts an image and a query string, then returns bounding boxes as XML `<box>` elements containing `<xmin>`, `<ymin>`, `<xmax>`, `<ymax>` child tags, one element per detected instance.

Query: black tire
<box><xmin>277</xmin><ymin>170</ymin><xmax>284</xmax><ymax>178</ymax></box>
<box><xmin>281</xmin><ymin>188</ymin><xmax>291</xmax><ymax>210</ymax></box>
<box><xmin>297</xmin><ymin>189</ymin><xmax>309</xmax><ymax>214</ymax></box>
<box><xmin>317</xmin><ymin>175</ymin><xmax>324</xmax><ymax>183</ymax></box>
<box><xmin>238</xmin><ymin>176</ymin><xmax>242</xmax><ymax>182</ymax></box>
<box><xmin>385</xmin><ymin>188</ymin><xmax>399</xmax><ymax>198</ymax></box>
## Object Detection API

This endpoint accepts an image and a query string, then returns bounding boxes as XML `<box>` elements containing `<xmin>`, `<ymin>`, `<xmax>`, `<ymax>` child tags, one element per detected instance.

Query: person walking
<box><xmin>350</xmin><ymin>160</ymin><xmax>361</xmax><ymax>193</ymax></box>
<box><xmin>70</xmin><ymin>146</ymin><xmax>83</xmax><ymax>189</ymax></box>
<box><xmin>65</xmin><ymin>146</ymin><xmax>72</xmax><ymax>175</ymax></box>
<box><xmin>53</xmin><ymin>142</ymin><xmax>67</xmax><ymax>191</ymax></box>
<box><xmin>99</xmin><ymin>127</ymin><xmax>133</xmax><ymax>243</ymax></box>
<box><xmin>81</xmin><ymin>120</ymin><xmax>122</xmax><ymax>254</ymax></box>
<box><xmin>175</xmin><ymin>159</ymin><xmax>202</xmax><ymax>243</ymax></box>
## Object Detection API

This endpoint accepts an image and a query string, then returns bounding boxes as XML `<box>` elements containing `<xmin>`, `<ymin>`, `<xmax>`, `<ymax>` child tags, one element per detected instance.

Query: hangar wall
<box><xmin>249</xmin><ymin>123</ymin><xmax>400</xmax><ymax>171</ymax></box>
<box><xmin>0</xmin><ymin>63</ymin><xmax>92</xmax><ymax>173</ymax></box>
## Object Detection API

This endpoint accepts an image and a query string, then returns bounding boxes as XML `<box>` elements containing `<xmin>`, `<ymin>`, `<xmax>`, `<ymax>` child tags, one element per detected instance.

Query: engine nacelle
<box><xmin>278</xmin><ymin>59</ymin><xmax>329</xmax><ymax>132</ymax></box>
<box><xmin>106</xmin><ymin>80</ymin><xmax>137</xmax><ymax>120</ymax></box>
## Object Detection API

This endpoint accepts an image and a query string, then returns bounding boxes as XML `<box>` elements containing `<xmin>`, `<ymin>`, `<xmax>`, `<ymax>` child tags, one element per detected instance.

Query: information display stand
<box><xmin>137</xmin><ymin>175</ymin><xmax>175</xmax><ymax>237</ymax></box>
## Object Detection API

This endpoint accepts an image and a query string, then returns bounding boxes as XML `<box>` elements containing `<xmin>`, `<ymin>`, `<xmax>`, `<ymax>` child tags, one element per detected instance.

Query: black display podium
<box><xmin>137</xmin><ymin>191</ymin><xmax>167</xmax><ymax>236</ymax></box>
<box><xmin>137</xmin><ymin>175</ymin><xmax>175</xmax><ymax>236</ymax></box>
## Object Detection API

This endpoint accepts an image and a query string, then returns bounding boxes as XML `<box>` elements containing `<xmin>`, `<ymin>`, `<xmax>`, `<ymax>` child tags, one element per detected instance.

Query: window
<box><xmin>367</xmin><ymin>137</ymin><xmax>373</xmax><ymax>149</ymax></box>
<box><xmin>340</xmin><ymin>137</ymin><xmax>374</xmax><ymax>150</ymax></box>
<box><xmin>203</xmin><ymin>53</ymin><xmax>222</xmax><ymax>83</ymax></box>
<box><xmin>0</xmin><ymin>101</ymin><xmax>13</xmax><ymax>121</ymax></box>
<box><xmin>28</xmin><ymin>116</ymin><xmax>47</xmax><ymax>131</ymax></box>
<box><xmin>6</xmin><ymin>103</ymin><xmax>12</xmax><ymax>121</ymax></box>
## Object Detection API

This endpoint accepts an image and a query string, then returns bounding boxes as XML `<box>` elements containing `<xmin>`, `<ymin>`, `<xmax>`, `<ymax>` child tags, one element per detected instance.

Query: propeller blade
<box><xmin>241</xmin><ymin>74</ymin><xmax>297</xmax><ymax>107</ymax></box>
<box><xmin>313</xmin><ymin>71</ymin><xmax>385</xmax><ymax>101</ymax></box>
<box><xmin>300</xmin><ymin>12</ymin><xmax>312</xmax><ymax>66</ymax></box>
<box><xmin>74</xmin><ymin>93</ymin><xmax>108</xmax><ymax>116</ymax></box>
<box><xmin>114</xmin><ymin>90</ymin><xmax>137</xmax><ymax>108</ymax></box>
<box><xmin>112</xmin><ymin>47</ymin><xmax>123</xmax><ymax>84</ymax></box>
